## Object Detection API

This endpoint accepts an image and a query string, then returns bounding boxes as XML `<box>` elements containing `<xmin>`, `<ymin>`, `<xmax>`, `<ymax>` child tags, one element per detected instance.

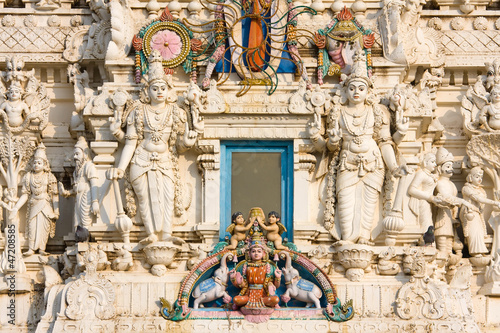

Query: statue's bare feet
<box><xmin>163</xmin><ymin>236</ymin><xmax>186</xmax><ymax>246</ymax></box>
<box><xmin>357</xmin><ymin>237</ymin><xmax>374</xmax><ymax>246</ymax></box>
<box><xmin>139</xmin><ymin>234</ymin><xmax>158</xmax><ymax>245</ymax></box>
<box><xmin>39</xmin><ymin>250</ymin><xmax>49</xmax><ymax>256</ymax></box>
<box><xmin>332</xmin><ymin>240</ymin><xmax>354</xmax><ymax>247</ymax></box>
<box><xmin>23</xmin><ymin>249</ymin><xmax>34</xmax><ymax>257</ymax></box>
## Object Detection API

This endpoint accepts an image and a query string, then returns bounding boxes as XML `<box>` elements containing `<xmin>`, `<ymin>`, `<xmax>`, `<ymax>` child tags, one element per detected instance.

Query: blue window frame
<box><xmin>220</xmin><ymin>140</ymin><xmax>294</xmax><ymax>241</ymax></box>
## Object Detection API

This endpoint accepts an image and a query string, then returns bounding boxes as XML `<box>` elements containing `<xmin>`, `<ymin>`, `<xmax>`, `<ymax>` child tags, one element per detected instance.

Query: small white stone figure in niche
<box><xmin>225</xmin><ymin>211</ymin><xmax>253</xmax><ymax>250</ymax></box>
<box><xmin>108</xmin><ymin>50</ymin><xmax>204</xmax><ymax>245</ymax></box>
<box><xmin>257</xmin><ymin>211</ymin><xmax>287</xmax><ymax>250</ymax></box>
<box><xmin>460</xmin><ymin>167</ymin><xmax>500</xmax><ymax>257</ymax></box>
<box><xmin>434</xmin><ymin>147</ymin><xmax>469</xmax><ymax>255</ymax></box>
<box><xmin>0</xmin><ymin>81</ymin><xmax>30</xmax><ymax>127</ymax></box>
<box><xmin>308</xmin><ymin>50</ymin><xmax>409</xmax><ymax>245</ymax></box>
<box><xmin>408</xmin><ymin>153</ymin><xmax>442</xmax><ymax>232</ymax></box>
<box><xmin>480</xmin><ymin>84</ymin><xmax>500</xmax><ymax>131</ymax></box>
<box><xmin>59</xmin><ymin>137</ymin><xmax>100</xmax><ymax>232</ymax></box>
<box><xmin>12</xmin><ymin>144</ymin><xmax>59</xmax><ymax>256</ymax></box>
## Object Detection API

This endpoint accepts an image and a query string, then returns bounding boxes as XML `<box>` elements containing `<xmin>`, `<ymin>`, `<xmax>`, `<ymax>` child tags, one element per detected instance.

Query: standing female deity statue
<box><xmin>108</xmin><ymin>50</ymin><xmax>204</xmax><ymax>245</ymax></box>
<box><xmin>460</xmin><ymin>167</ymin><xmax>500</xmax><ymax>257</ymax></box>
<box><xmin>308</xmin><ymin>51</ymin><xmax>409</xmax><ymax>245</ymax></box>
<box><xmin>11</xmin><ymin>144</ymin><xmax>59</xmax><ymax>256</ymax></box>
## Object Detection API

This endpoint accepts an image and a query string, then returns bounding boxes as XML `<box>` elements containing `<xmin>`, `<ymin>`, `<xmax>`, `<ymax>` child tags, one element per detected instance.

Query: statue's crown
<box><xmin>344</xmin><ymin>49</ymin><xmax>372</xmax><ymax>87</ymax></box>
<box><xmin>34</xmin><ymin>143</ymin><xmax>48</xmax><ymax>161</ymax></box>
<box><xmin>436</xmin><ymin>147</ymin><xmax>453</xmax><ymax>166</ymax></box>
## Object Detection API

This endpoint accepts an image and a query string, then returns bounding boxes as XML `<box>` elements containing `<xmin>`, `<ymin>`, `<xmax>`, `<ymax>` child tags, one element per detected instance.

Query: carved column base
<box><xmin>143</xmin><ymin>242</ymin><xmax>181</xmax><ymax>276</ymax></box>
<box><xmin>383</xmin><ymin>211</ymin><xmax>405</xmax><ymax>246</ymax></box>
<box><xmin>479</xmin><ymin>282</ymin><xmax>500</xmax><ymax>296</ymax></box>
<box><xmin>469</xmin><ymin>256</ymin><xmax>491</xmax><ymax>268</ymax></box>
<box><xmin>335</xmin><ymin>244</ymin><xmax>374</xmax><ymax>282</ymax></box>
<box><xmin>0</xmin><ymin>273</ymin><xmax>31</xmax><ymax>294</ymax></box>
<box><xmin>194</xmin><ymin>224</ymin><xmax>220</xmax><ymax>245</ymax></box>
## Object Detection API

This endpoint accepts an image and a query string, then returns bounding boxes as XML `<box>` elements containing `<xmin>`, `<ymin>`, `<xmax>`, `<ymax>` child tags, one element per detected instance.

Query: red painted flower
<box><xmin>151</xmin><ymin>30</ymin><xmax>182</xmax><ymax>60</ymax></box>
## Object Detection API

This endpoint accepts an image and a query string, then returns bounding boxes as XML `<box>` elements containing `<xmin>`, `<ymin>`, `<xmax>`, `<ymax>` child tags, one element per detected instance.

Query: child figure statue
<box><xmin>0</xmin><ymin>82</ymin><xmax>30</xmax><ymax>127</ymax></box>
<box><xmin>225</xmin><ymin>211</ymin><xmax>253</xmax><ymax>250</ymax></box>
<box><xmin>12</xmin><ymin>144</ymin><xmax>59</xmax><ymax>256</ymax></box>
<box><xmin>257</xmin><ymin>211</ymin><xmax>287</xmax><ymax>250</ymax></box>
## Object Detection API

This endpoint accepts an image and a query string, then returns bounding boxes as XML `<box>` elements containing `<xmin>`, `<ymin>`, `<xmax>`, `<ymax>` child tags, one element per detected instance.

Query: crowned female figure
<box><xmin>12</xmin><ymin>144</ymin><xmax>59</xmax><ymax>256</ymax></box>
<box><xmin>230</xmin><ymin>208</ymin><xmax>281</xmax><ymax>318</ymax></box>
<box><xmin>308</xmin><ymin>50</ymin><xmax>408</xmax><ymax>245</ymax></box>
<box><xmin>108</xmin><ymin>50</ymin><xmax>204</xmax><ymax>245</ymax></box>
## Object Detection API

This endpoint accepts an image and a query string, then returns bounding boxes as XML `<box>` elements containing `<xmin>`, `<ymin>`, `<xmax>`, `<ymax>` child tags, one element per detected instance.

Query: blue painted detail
<box><xmin>297</xmin><ymin>278</ymin><xmax>315</xmax><ymax>292</ymax></box>
<box><xmin>198</xmin><ymin>278</ymin><xmax>217</xmax><ymax>293</ymax></box>
<box><xmin>214</xmin><ymin>8</ymin><xmax>296</xmax><ymax>74</ymax></box>
<box><xmin>220</xmin><ymin>141</ymin><xmax>294</xmax><ymax>241</ymax></box>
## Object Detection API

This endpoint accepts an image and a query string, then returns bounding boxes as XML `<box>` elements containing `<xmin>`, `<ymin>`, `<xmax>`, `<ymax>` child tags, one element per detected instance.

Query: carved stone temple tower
<box><xmin>1</xmin><ymin>0</ymin><xmax>500</xmax><ymax>332</ymax></box>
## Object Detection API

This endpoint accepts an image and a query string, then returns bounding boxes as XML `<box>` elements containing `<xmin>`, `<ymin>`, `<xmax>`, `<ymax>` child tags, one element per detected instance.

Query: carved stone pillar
<box><xmin>294</xmin><ymin>140</ymin><xmax>316</xmax><ymax>225</ymax></box>
<box><xmin>194</xmin><ymin>140</ymin><xmax>220</xmax><ymax>244</ymax></box>
<box><xmin>293</xmin><ymin>139</ymin><xmax>318</xmax><ymax>245</ymax></box>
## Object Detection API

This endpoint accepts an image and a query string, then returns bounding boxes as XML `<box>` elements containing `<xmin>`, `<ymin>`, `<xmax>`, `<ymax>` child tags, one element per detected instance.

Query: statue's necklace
<box><xmin>31</xmin><ymin>172</ymin><xmax>43</xmax><ymax>188</ymax></box>
<box><xmin>343</xmin><ymin>107</ymin><xmax>367</xmax><ymax>126</ymax></box>
<box><xmin>145</xmin><ymin>105</ymin><xmax>172</xmax><ymax>142</ymax></box>
<box><xmin>342</xmin><ymin>107</ymin><xmax>369</xmax><ymax>136</ymax></box>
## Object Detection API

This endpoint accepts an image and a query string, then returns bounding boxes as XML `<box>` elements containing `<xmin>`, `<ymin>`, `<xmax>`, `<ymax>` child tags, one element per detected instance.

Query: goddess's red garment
<box><xmin>233</xmin><ymin>262</ymin><xmax>279</xmax><ymax>308</ymax></box>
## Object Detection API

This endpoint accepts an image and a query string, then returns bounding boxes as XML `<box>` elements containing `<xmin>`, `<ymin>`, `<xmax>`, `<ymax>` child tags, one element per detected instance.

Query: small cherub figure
<box><xmin>0</xmin><ymin>82</ymin><xmax>30</xmax><ymax>127</ymax></box>
<box><xmin>225</xmin><ymin>212</ymin><xmax>252</xmax><ymax>250</ymax></box>
<box><xmin>480</xmin><ymin>84</ymin><xmax>500</xmax><ymax>131</ymax></box>
<box><xmin>257</xmin><ymin>211</ymin><xmax>287</xmax><ymax>250</ymax></box>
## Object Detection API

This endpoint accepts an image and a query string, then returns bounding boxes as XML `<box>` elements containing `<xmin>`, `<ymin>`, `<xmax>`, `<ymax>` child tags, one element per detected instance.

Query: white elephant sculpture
<box><xmin>279</xmin><ymin>251</ymin><xmax>323</xmax><ymax>308</ymax></box>
<box><xmin>192</xmin><ymin>252</ymin><xmax>233</xmax><ymax>309</ymax></box>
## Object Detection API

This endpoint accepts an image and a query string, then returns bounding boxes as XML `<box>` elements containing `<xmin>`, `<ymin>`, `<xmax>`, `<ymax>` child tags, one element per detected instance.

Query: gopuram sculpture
<box><xmin>12</xmin><ymin>144</ymin><xmax>59</xmax><ymax>257</ymax></box>
<box><xmin>59</xmin><ymin>137</ymin><xmax>100</xmax><ymax>233</ymax></box>
<box><xmin>108</xmin><ymin>50</ymin><xmax>204</xmax><ymax>246</ymax></box>
<box><xmin>308</xmin><ymin>50</ymin><xmax>408</xmax><ymax>245</ymax></box>
<box><xmin>2</xmin><ymin>2</ymin><xmax>500</xmax><ymax>332</ymax></box>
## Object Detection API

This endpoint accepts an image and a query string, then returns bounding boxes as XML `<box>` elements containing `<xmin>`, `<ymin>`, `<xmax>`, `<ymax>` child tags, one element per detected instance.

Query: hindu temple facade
<box><xmin>0</xmin><ymin>0</ymin><xmax>499</xmax><ymax>331</ymax></box>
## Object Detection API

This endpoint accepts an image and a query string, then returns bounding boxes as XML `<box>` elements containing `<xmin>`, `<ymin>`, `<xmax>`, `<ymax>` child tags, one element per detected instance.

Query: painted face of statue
<box><xmin>249</xmin><ymin>247</ymin><xmax>264</xmax><ymax>261</ymax></box>
<box><xmin>268</xmin><ymin>214</ymin><xmax>278</xmax><ymax>224</ymax></box>
<box><xmin>148</xmin><ymin>81</ymin><xmax>168</xmax><ymax>104</ymax></box>
<box><xmin>440</xmin><ymin>161</ymin><xmax>453</xmax><ymax>177</ymax></box>
<box><xmin>346</xmin><ymin>80</ymin><xmax>368</xmax><ymax>105</ymax></box>
<box><xmin>33</xmin><ymin>158</ymin><xmax>44</xmax><ymax>173</ymax></box>
<box><xmin>235</xmin><ymin>214</ymin><xmax>244</xmax><ymax>225</ymax></box>
<box><xmin>73</xmin><ymin>148</ymin><xmax>84</xmax><ymax>163</ymax></box>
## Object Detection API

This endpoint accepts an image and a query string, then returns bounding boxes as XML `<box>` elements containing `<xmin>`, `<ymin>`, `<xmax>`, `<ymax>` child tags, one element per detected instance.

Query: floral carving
<box><xmin>335</xmin><ymin>244</ymin><xmax>374</xmax><ymax>281</ymax></box>
<box><xmin>395</xmin><ymin>274</ymin><xmax>446</xmax><ymax>320</ymax></box>
<box><xmin>151</xmin><ymin>30</ymin><xmax>183</xmax><ymax>61</ymax></box>
<box><xmin>47</xmin><ymin>15</ymin><xmax>61</xmax><ymax>27</ymax></box>
<box><xmin>450</xmin><ymin>17</ymin><xmax>465</xmax><ymax>31</ymax></box>
<box><xmin>2</xmin><ymin>15</ymin><xmax>15</xmax><ymax>27</ymax></box>
<box><xmin>23</xmin><ymin>15</ymin><xmax>38</xmax><ymax>28</ymax></box>
<box><xmin>70</xmin><ymin>15</ymin><xmax>82</xmax><ymax>27</ymax></box>
<box><xmin>473</xmin><ymin>17</ymin><xmax>488</xmax><ymax>31</ymax></box>
<box><xmin>427</xmin><ymin>17</ymin><xmax>442</xmax><ymax>31</ymax></box>
<box><xmin>65</xmin><ymin>244</ymin><xmax>116</xmax><ymax>320</ymax></box>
